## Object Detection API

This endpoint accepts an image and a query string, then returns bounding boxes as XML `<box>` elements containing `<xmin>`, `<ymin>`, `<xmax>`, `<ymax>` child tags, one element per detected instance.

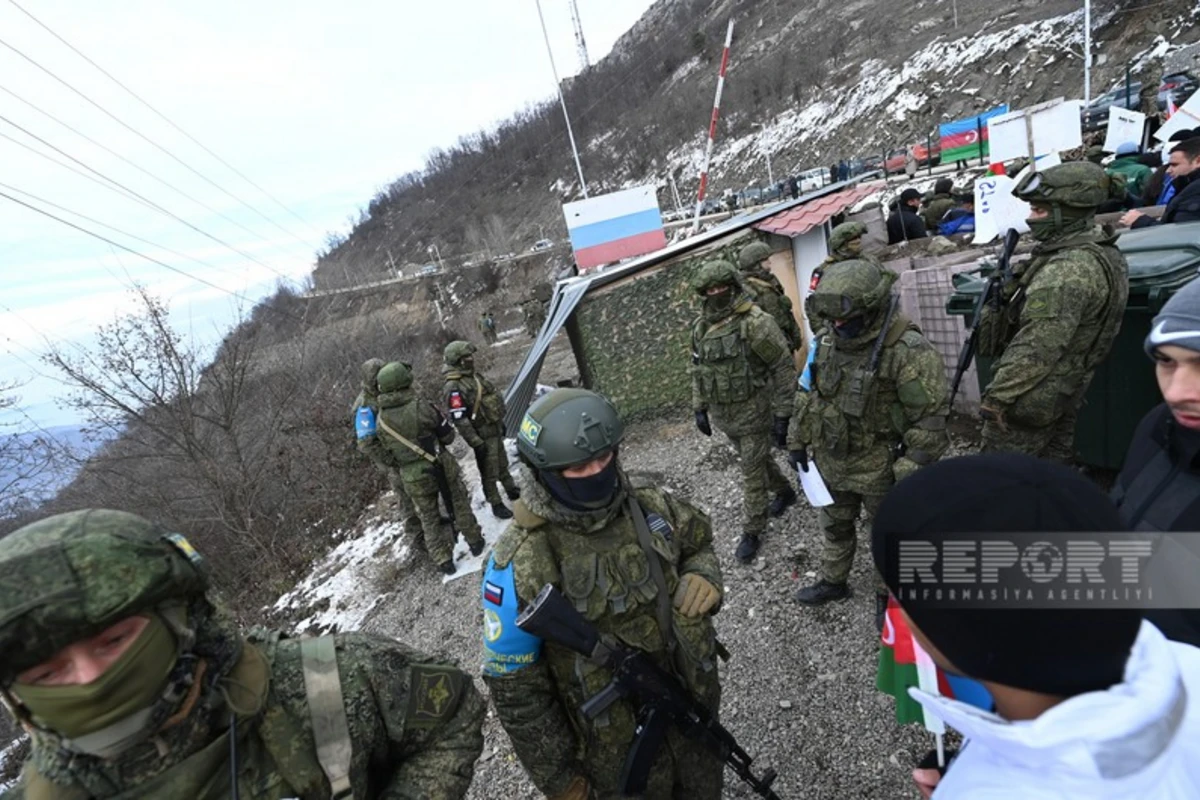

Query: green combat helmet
<box><xmin>828</xmin><ymin>221</ymin><xmax>868</xmax><ymax>254</ymax></box>
<box><xmin>377</xmin><ymin>361</ymin><xmax>414</xmax><ymax>393</ymax></box>
<box><xmin>444</xmin><ymin>340</ymin><xmax>476</xmax><ymax>368</ymax></box>
<box><xmin>736</xmin><ymin>241</ymin><xmax>772</xmax><ymax>271</ymax></box>
<box><xmin>807</xmin><ymin>259</ymin><xmax>897</xmax><ymax>330</ymax></box>
<box><xmin>690</xmin><ymin>259</ymin><xmax>743</xmax><ymax>295</ymax></box>
<box><xmin>517</xmin><ymin>388</ymin><xmax>625</xmax><ymax>470</ymax></box>
<box><xmin>360</xmin><ymin>358</ymin><xmax>385</xmax><ymax>393</ymax></box>
<box><xmin>0</xmin><ymin>509</ymin><xmax>206</xmax><ymax>684</ymax></box>
<box><xmin>1014</xmin><ymin>161</ymin><xmax>1125</xmax><ymax>237</ymax></box>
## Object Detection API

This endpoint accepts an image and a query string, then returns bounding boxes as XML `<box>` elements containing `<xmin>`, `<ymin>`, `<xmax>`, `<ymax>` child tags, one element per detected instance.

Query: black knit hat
<box><xmin>872</xmin><ymin>453</ymin><xmax>1141</xmax><ymax>697</ymax></box>
<box><xmin>900</xmin><ymin>188</ymin><xmax>922</xmax><ymax>204</ymax></box>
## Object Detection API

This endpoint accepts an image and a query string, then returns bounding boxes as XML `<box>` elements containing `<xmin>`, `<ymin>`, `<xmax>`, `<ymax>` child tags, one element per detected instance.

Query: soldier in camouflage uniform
<box><xmin>0</xmin><ymin>509</ymin><xmax>484</xmax><ymax>799</ymax></box>
<box><xmin>736</xmin><ymin>241</ymin><xmax>803</xmax><ymax>351</ymax></box>
<box><xmin>477</xmin><ymin>311</ymin><xmax>498</xmax><ymax>345</ymax></box>
<box><xmin>690</xmin><ymin>260</ymin><xmax>797</xmax><ymax>562</ymax></box>
<box><xmin>442</xmin><ymin>340</ymin><xmax>519</xmax><ymax>520</ymax></box>
<box><xmin>522</xmin><ymin>299</ymin><xmax>548</xmax><ymax>338</ymax></box>
<box><xmin>788</xmin><ymin>260</ymin><xmax>949</xmax><ymax>620</ymax></box>
<box><xmin>812</xmin><ymin>221</ymin><xmax>874</xmax><ymax>290</ymax></box>
<box><xmin>376</xmin><ymin>361</ymin><xmax>485</xmax><ymax>574</ymax></box>
<box><xmin>919</xmin><ymin>178</ymin><xmax>957</xmax><ymax>233</ymax></box>
<box><xmin>977</xmin><ymin>161</ymin><xmax>1129</xmax><ymax>461</ymax></box>
<box><xmin>353</xmin><ymin>358</ymin><xmax>423</xmax><ymax>539</ymax></box>
<box><xmin>482</xmin><ymin>389</ymin><xmax>724</xmax><ymax>800</ymax></box>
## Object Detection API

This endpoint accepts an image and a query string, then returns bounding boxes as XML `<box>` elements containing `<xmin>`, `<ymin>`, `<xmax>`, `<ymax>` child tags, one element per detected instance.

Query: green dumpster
<box><xmin>946</xmin><ymin>223</ymin><xmax>1200</xmax><ymax>469</ymax></box>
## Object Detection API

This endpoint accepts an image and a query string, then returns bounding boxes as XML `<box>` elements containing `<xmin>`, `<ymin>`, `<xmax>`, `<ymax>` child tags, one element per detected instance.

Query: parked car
<box><xmin>419</xmin><ymin>263</ymin><xmax>439</xmax><ymax>275</ymax></box>
<box><xmin>741</xmin><ymin>186</ymin><xmax>764</xmax><ymax>206</ymax></box>
<box><xmin>531</xmin><ymin>238</ymin><xmax>554</xmax><ymax>251</ymax></box>
<box><xmin>798</xmin><ymin>167</ymin><xmax>829</xmax><ymax>192</ymax></box>
<box><xmin>1080</xmin><ymin>72</ymin><xmax>1199</xmax><ymax>135</ymax></box>
<box><xmin>883</xmin><ymin>141</ymin><xmax>941</xmax><ymax>174</ymax></box>
<box><xmin>762</xmin><ymin>183</ymin><xmax>783</xmax><ymax>203</ymax></box>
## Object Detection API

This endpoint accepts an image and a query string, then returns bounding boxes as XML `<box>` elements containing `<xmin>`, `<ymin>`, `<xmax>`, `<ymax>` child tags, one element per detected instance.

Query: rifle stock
<box><xmin>949</xmin><ymin>228</ymin><xmax>1021</xmax><ymax>405</ymax></box>
<box><xmin>517</xmin><ymin>584</ymin><xmax>784</xmax><ymax>799</ymax></box>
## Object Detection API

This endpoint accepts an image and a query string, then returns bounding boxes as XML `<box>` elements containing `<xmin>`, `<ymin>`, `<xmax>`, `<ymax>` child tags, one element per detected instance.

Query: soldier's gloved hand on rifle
<box><xmin>979</xmin><ymin>401</ymin><xmax>1008</xmax><ymax>433</ymax></box>
<box><xmin>788</xmin><ymin>447</ymin><xmax>809</xmax><ymax>471</ymax></box>
<box><xmin>673</xmin><ymin>573</ymin><xmax>721</xmax><ymax>617</ymax></box>
<box><xmin>771</xmin><ymin>416</ymin><xmax>789</xmax><ymax>448</ymax></box>
<box><xmin>548</xmin><ymin>776</ymin><xmax>590</xmax><ymax>800</ymax></box>
<box><xmin>695</xmin><ymin>410</ymin><xmax>712</xmax><ymax>437</ymax></box>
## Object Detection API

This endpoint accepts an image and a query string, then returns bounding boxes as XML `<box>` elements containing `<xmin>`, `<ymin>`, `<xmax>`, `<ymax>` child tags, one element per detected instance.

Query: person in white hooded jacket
<box><xmin>872</xmin><ymin>452</ymin><xmax>1200</xmax><ymax>799</ymax></box>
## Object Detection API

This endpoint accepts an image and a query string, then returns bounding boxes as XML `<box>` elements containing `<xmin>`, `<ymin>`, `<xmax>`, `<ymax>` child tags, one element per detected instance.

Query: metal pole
<box><xmin>536</xmin><ymin>0</ymin><xmax>589</xmax><ymax>198</ymax></box>
<box><xmin>1083</xmin><ymin>0</ymin><xmax>1092</xmax><ymax>105</ymax></box>
<box><xmin>765</xmin><ymin>144</ymin><xmax>774</xmax><ymax>186</ymax></box>
<box><xmin>952</xmin><ymin>0</ymin><xmax>958</xmax><ymax>28</ymax></box>
<box><xmin>692</xmin><ymin>19</ymin><xmax>735</xmax><ymax>234</ymax></box>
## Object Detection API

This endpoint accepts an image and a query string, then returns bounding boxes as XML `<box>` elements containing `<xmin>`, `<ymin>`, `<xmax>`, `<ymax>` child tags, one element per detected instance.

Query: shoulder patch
<box><xmin>481</xmin><ymin>557</ymin><xmax>542</xmax><ymax>677</ymax></box>
<box><xmin>645</xmin><ymin>512</ymin><xmax>673</xmax><ymax>542</ymax></box>
<box><xmin>518</xmin><ymin>414</ymin><xmax>542</xmax><ymax>447</ymax></box>
<box><xmin>407</xmin><ymin>664</ymin><xmax>465</xmax><ymax>728</ymax></box>
<box><xmin>448</xmin><ymin>390</ymin><xmax>467</xmax><ymax>420</ymax></box>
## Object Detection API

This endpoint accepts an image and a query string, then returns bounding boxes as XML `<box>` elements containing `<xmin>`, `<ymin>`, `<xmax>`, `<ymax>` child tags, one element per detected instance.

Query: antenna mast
<box><xmin>569</xmin><ymin>0</ymin><xmax>590</xmax><ymax>71</ymax></box>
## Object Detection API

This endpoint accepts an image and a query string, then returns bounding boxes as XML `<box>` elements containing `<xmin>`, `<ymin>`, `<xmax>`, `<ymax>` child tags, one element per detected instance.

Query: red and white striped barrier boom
<box><xmin>691</xmin><ymin>19</ymin><xmax>734</xmax><ymax>234</ymax></box>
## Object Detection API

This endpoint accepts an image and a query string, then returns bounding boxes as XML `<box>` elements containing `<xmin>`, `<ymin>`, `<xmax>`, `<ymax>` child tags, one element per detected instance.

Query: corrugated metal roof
<box><xmin>752</xmin><ymin>184</ymin><xmax>878</xmax><ymax>237</ymax></box>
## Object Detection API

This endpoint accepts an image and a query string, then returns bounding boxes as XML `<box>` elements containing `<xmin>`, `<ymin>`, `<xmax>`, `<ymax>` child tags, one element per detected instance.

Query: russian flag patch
<box><xmin>483</xmin><ymin>580</ymin><xmax>503</xmax><ymax>606</ymax></box>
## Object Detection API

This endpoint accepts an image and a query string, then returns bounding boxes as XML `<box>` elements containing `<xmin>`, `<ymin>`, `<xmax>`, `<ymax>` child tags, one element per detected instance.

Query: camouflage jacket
<box><xmin>743</xmin><ymin>271</ymin><xmax>803</xmax><ymax>351</ymax></box>
<box><xmin>6</xmin><ymin>633</ymin><xmax>484</xmax><ymax>800</ymax></box>
<box><xmin>788</xmin><ymin>311</ymin><xmax>949</xmax><ymax>493</ymax></box>
<box><xmin>481</xmin><ymin>467</ymin><xmax>721</xmax><ymax>797</ymax></box>
<box><xmin>979</xmin><ymin>225</ymin><xmax>1128</xmax><ymax>428</ymax></box>
<box><xmin>441</xmin><ymin>365</ymin><xmax>506</xmax><ymax>447</ymax></box>
<box><xmin>376</xmin><ymin>388</ymin><xmax>456</xmax><ymax>485</ymax></box>
<box><xmin>920</xmin><ymin>194</ymin><xmax>956</xmax><ymax>231</ymax></box>
<box><xmin>690</xmin><ymin>300</ymin><xmax>796</xmax><ymax>435</ymax></box>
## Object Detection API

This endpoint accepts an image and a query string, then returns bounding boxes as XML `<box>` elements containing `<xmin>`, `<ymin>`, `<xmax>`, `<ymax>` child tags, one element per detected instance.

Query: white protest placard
<box><xmin>972</xmin><ymin>173</ymin><xmax>1031</xmax><ymax>245</ymax></box>
<box><xmin>1156</xmin><ymin>90</ymin><xmax>1200</xmax><ymax>142</ymax></box>
<box><xmin>987</xmin><ymin>99</ymin><xmax>1084</xmax><ymax>164</ymax></box>
<box><xmin>1104</xmin><ymin>107</ymin><xmax>1147</xmax><ymax>153</ymax></box>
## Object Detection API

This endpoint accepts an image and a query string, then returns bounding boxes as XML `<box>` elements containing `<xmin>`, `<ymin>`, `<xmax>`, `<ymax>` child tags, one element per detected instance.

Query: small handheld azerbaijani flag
<box><xmin>563</xmin><ymin>186</ymin><xmax>667</xmax><ymax>272</ymax></box>
<box><xmin>876</xmin><ymin>596</ymin><xmax>993</xmax><ymax>725</ymax></box>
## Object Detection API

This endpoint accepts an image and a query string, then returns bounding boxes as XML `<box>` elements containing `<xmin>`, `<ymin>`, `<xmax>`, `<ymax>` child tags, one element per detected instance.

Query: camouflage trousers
<box><xmin>384</xmin><ymin>470</ymin><xmax>423</xmax><ymax>538</ymax></box>
<box><xmin>819</xmin><ymin>488</ymin><xmax>887</xmax><ymax>593</ymax></box>
<box><xmin>980</xmin><ymin>408</ymin><xmax>1078</xmax><ymax>464</ymax></box>
<box><xmin>474</xmin><ymin>425</ymin><xmax>518</xmax><ymax>506</ymax></box>
<box><xmin>482</xmin><ymin>328</ymin><xmax>498</xmax><ymax>345</ymax></box>
<box><xmin>727</xmin><ymin>429</ymin><xmax>793</xmax><ymax>536</ymax></box>
<box><xmin>582</xmin><ymin>687</ymin><xmax>723</xmax><ymax>800</ymax></box>
<box><xmin>404</xmin><ymin>453</ymin><xmax>483</xmax><ymax>564</ymax></box>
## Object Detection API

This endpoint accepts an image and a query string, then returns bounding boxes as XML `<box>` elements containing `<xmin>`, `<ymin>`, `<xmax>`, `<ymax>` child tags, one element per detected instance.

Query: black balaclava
<box><xmin>540</xmin><ymin>450</ymin><xmax>620</xmax><ymax>511</ymax></box>
<box><xmin>871</xmin><ymin>453</ymin><xmax>1141</xmax><ymax>697</ymax></box>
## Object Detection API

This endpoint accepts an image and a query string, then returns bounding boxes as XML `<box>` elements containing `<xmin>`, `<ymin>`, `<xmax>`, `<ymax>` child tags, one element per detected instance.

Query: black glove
<box><xmin>772</xmin><ymin>416</ymin><xmax>789</xmax><ymax>448</ymax></box>
<box><xmin>788</xmin><ymin>447</ymin><xmax>809</xmax><ymax>471</ymax></box>
<box><xmin>916</xmin><ymin>747</ymin><xmax>960</xmax><ymax>776</ymax></box>
<box><xmin>694</xmin><ymin>410</ymin><xmax>712</xmax><ymax>437</ymax></box>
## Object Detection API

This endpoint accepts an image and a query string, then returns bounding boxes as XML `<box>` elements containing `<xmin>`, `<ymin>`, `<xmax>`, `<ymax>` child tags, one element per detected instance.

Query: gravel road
<box><xmin>358</xmin><ymin>406</ymin><xmax>964</xmax><ymax>799</ymax></box>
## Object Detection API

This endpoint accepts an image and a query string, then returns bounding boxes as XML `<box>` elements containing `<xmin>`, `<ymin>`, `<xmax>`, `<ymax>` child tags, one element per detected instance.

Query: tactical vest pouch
<box><xmin>699</xmin><ymin>331</ymin><xmax>752</xmax><ymax>403</ymax></box>
<box><xmin>818</xmin><ymin>404</ymin><xmax>851</xmax><ymax>458</ymax></box>
<box><xmin>561</xmin><ymin>552</ymin><xmax>601</xmax><ymax>616</ymax></box>
<box><xmin>840</xmin><ymin>367</ymin><xmax>876</xmax><ymax>419</ymax></box>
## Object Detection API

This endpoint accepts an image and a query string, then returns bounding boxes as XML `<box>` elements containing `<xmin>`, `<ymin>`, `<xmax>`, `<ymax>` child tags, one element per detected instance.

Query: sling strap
<box><xmin>627</xmin><ymin>494</ymin><xmax>676</xmax><ymax>657</ymax></box>
<box><xmin>471</xmin><ymin>375</ymin><xmax>485</xmax><ymax>420</ymax></box>
<box><xmin>300</xmin><ymin>636</ymin><xmax>355</xmax><ymax>800</ymax></box>
<box><xmin>376</xmin><ymin>415</ymin><xmax>437</xmax><ymax>464</ymax></box>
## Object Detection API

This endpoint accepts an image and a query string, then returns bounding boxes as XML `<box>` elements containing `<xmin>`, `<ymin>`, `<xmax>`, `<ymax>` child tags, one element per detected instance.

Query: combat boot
<box><xmin>795</xmin><ymin>579</ymin><xmax>850</xmax><ymax>605</ymax></box>
<box><xmin>491</xmin><ymin>503</ymin><xmax>514</xmax><ymax>519</ymax></box>
<box><xmin>438</xmin><ymin>559</ymin><xmax>456</xmax><ymax>575</ymax></box>
<box><xmin>469</xmin><ymin>539</ymin><xmax>485</xmax><ymax>557</ymax></box>
<box><xmin>735</xmin><ymin>532</ymin><xmax>760</xmax><ymax>562</ymax></box>
<box><xmin>768</xmin><ymin>487</ymin><xmax>797</xmax><ymax>517</ymax></box>
<box><xmin>505</xmin><ymin>486</ymin><xmax>521</xmax><ymax>501</ymax></box>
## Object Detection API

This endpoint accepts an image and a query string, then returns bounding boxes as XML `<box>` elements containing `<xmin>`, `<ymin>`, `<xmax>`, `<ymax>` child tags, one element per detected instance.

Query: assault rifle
<box><xmin>949</xmin><ymin>228</ymin><xmax>1021</xmax><ymax>405</ymax></box>
<box><xmin>517</xmin><ymin>584</ymin><xmax>784</xmax><ymax>799</ymax></box>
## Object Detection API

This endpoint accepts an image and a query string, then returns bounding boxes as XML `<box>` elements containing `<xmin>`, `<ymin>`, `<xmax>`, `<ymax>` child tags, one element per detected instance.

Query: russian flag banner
<box><xmin>563</xmin><ymin>185</ymin><xmax>667</xmax><ymax>271</ymax></box>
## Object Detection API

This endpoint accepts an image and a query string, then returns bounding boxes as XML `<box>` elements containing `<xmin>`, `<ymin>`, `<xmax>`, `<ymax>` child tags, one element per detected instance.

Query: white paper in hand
<box><xmin>797</xmin><ymin>461</ymin><xmax>834</xmax><ymax>507</ymax></box>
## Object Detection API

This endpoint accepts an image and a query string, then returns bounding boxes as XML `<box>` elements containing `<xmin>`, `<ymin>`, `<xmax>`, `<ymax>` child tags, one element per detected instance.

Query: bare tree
<box><xmin>0</xmin><ymin>382</ymin><xmax>55</xmax><ymax>518</ymax></box>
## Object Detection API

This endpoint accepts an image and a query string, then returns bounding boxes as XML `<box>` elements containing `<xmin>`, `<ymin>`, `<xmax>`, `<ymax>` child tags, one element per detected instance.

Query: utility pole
<box><xmin>692</xmin><ymin>19</ymin><xmax>735</xmax><ymax>234</ymax></box>
<box><xmin>1083</xmin><ymin>0</ymin><xmax>1092</xmax><ymax>105</ymax></box>
<box><xmin>568</xmin><ymin>0</ymin><xmax>590</xmax><ymax>72</ymax></box>
<box><xmin>536</xmin><ymin>0</ymin><xmax>589</xmax><ymax>198</ymax></box>
<box><xmin>428</xmin><ymin>244</ymin><xmax>445</xmax><ymax>271</ymax></box>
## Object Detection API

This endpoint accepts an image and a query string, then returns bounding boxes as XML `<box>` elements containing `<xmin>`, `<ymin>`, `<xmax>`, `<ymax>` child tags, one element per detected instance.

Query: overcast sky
<box><xmin>0</xmin><ymin>0</ymin><xmax>656</xmax><ymax>430</ymax></box>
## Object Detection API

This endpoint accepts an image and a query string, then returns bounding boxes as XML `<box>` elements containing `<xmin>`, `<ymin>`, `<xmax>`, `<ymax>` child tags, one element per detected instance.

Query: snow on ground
<box><xmin>273</xmin><ymin>438</ymin><xmax>522</xmax><ymax>632</ymax></box>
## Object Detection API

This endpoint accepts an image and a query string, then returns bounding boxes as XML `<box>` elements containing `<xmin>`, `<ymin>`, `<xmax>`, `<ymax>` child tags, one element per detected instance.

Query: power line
<box><xmin>0</xmin><ymin>31</ymin><xmax>317</xmax><ymax>255</ymax></box>
<box><xmin>0</xmin><ymin>189</ymin><xmax>306</xmax><ymax>324</ymax></box>
<box><xmin>0</xmin><ymin>83</ymin><xmax>315</xmax><ymax>262</ymax></box>
<box><xmin>7</xmin><ymin>0</ymin><xmax>321</xmax><ymax>239</ymax></box>
<box><xmin>0</xmin><ymin>113</ymin><xmax>297</xmax><ymax>283</ymax></box>
<box><xmin>0</xmin><ymin>179</ymin><xmax>247</xmax><ymax>282</ymax></box>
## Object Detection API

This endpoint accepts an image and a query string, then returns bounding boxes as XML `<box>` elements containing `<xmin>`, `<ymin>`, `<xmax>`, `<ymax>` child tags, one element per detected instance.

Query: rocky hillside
<box><xmin>313</xmin><ymin>0</ymin><xmax>1200</xmax><ymax>288</ymax></box>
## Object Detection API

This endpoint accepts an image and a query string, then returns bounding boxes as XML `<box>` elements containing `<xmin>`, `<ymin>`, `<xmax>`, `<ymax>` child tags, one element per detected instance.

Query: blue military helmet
<box><xmin>516</xmin><ymin>388</ymin><xmax>625</xmax><ymax>470</ymax></box>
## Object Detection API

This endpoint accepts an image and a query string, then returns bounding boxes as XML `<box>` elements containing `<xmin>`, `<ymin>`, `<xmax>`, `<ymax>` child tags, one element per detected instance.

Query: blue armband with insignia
<box><xmin>481</xmin><ymin>556</ymin><xmax>542</xmax><ymax>677</ymax></box>
<box><xmin>355</xmin><ymin>406</ymin><xmax>377</xmax><ymax>439</ymax></box>
<box><xmin>798</xmin><ymin>337</ymin><xmax>817</xmax><ymax>392</ymax></box>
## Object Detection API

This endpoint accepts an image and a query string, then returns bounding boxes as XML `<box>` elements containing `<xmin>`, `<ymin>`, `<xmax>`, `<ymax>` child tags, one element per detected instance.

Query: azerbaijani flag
<box><xmin>938</xmin><ymin>106</ymin><xmax>1010</xmax><ymax>163</ymax></box>
<box><xmin>876</xmin><ymin>597</ymin><xmax>992</xmax><ymax>724</ymax></box>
